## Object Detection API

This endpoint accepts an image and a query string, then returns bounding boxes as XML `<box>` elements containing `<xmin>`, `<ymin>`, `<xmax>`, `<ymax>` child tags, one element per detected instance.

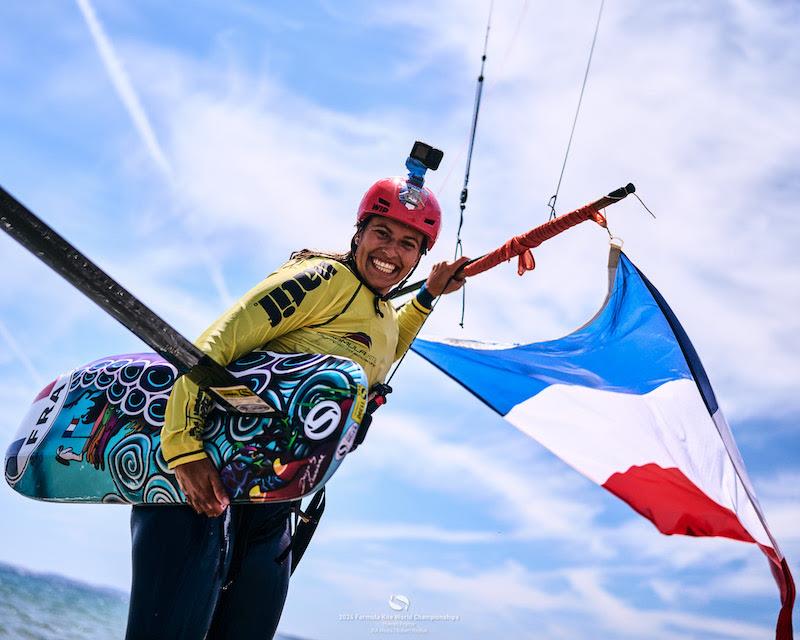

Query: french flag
<box><xmin>412</xmin><ymin>248</ymin><xmax>794</xmax><ymax>638</ymax></box>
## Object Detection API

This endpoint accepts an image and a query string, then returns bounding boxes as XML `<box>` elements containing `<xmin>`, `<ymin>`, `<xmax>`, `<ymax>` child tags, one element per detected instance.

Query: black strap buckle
<box><xmin>273</xmin><ymin>489</ymin><xmax>327</xmax><ymax>574</ymax></box>
<box><xmin>353</xmin><ymin>384</ymin><xmax>392</xmax><ymax>450</ymax></box>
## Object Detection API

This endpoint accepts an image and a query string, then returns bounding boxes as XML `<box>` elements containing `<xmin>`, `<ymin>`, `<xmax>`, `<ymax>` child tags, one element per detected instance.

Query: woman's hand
<box><xmin>174</xmin><ymin>457</ymin><xmax>230</xmax><ymax>518</ymax></box>
<box><xmin>425</xmin><ymin>256</ymin><xmax>470</xmax><ymax>297</ymax></box>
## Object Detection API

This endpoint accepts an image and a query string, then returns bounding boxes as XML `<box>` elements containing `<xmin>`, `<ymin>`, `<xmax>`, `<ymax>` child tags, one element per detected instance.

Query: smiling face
<box><xmin>354</xmin><ymin>216</ymin><xmax>425</xmax><ymax>294</ymax></box>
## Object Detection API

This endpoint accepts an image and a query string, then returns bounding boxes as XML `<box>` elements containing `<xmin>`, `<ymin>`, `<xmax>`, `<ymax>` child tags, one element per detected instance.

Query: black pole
<box><xmin>0</xmin><ymin>185</ymin><xmax>279</xmax><ymax>415</ymax></box>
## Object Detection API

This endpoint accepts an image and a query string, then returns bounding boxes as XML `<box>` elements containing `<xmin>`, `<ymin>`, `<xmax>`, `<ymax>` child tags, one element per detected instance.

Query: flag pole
<box><xmin>389</xmin><ymin>182</ymin><xmax>635</xmax><ymax>299</ymax></box>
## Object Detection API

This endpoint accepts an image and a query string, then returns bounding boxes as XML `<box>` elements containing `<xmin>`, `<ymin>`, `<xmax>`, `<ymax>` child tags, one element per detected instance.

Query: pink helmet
<box><xmin>357</xmin><ymin>177</ymin><xmax>442</xmax><ymax>251</ymax></box>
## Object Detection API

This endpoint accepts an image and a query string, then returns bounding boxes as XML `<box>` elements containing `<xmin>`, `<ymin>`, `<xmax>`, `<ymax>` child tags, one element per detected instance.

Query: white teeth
<box><xmin>371</xmin><ymin>258</ymin><xmax>396</xmax><ymax>274</ymax></box>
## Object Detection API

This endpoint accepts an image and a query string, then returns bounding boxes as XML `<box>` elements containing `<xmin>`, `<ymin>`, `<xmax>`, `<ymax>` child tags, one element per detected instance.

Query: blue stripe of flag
<box><xmin>411</xmin><ymin>253</ymin><xmax>694</xmax><ymax>416</ymax></box>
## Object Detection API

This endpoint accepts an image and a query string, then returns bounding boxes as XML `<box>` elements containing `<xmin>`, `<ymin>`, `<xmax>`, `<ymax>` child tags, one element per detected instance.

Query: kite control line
<box><xmin>547</xmin><ymin>0</ymin><xmax>606</xmax><ymax>220</ymax></box>
<box><xmin>0</xmin><ymin>185</ymin><xmax>281</xmax><ymax>417</ymax></box>
<box><xmin>452</xmin><ymin>2</ymin><xmax>494</xmax><ymax>326</ymax></box>
<box><xmin>455</xmin><ymin>0</ymin><xmax>493</xmax><ymax>261</ymax></box>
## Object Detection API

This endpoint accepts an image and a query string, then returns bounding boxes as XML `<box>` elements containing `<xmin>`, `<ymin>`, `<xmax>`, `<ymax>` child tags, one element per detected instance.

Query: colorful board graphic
<box><xmin>5</xmin><ymin>351</ymin><xmax>368</xmax><ymax>504</ymax></box>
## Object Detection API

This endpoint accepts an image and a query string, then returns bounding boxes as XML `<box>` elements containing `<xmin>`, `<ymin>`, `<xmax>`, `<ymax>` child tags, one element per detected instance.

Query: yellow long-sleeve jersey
<box><xmin>161</xmin><ymin>256</ymin><xmax>432</xmax><ymax>469</ymax></box>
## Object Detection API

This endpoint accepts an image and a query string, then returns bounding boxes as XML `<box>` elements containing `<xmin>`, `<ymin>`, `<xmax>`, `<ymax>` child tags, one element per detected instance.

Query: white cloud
<box><xmin>74</xmin><ymin>0</ymin><xmax>235</xmax><ymax>307</ymax></box>
<box><xmin>0</xmin><ymin>318</ymin><xmax>43</xmax><ymax>388</ymax></box>
<box><xmin>346</xmin><ymin>409</ymin><xmax>600</xmax><ymax>541</ymax></box>
<box><xmin>74</xmin><ymin>0</ymin><xmax>171</xmax><ymax>178</ymax></box>
<box><xmin>755</xmin><ymin>471</ymin><xmax>800</xmax><ymax>504</ymax></box>
<box><xmin>649</xmin><ymin>554</ymin><xmax>776</xmax><ymax>606</ymax></box>
<box><xmin>306</xmin><ymin>556</ymin><xmax>772</xmax><ymax>640</ymax></box>
<box><xmin>566</xmin><ymin>567</ymin><xmax>771</xmax><ymax>640</ymax></box>
<box><xmin>318</xmin><ymin>521</ymin><xmax>497</xmax><ymax>544</ymax></box>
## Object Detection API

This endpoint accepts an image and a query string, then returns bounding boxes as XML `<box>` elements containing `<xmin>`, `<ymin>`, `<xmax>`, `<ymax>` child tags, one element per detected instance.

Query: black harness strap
<box><xmin>280</xmin><ymin>375</ymin><xmax>393</xmax><ymax>571</ymax></box>
<box><xmin>274</xmin><ymin>488</ymin><xmax>327</xmax><ymax>574</ymax></box>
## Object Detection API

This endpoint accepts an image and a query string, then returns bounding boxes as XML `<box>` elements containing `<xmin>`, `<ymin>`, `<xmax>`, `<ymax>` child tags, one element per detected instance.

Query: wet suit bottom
<box><xmin>125</xmin><ymin>502</ymin><xmax>292</xmax><ymax>640</ymax></box>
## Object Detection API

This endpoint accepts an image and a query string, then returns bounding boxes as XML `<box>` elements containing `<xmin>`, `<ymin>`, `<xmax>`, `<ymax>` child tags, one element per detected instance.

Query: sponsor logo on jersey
<box><xmin>256</xmin><ymin>261</ymin><xmax>337</xmax><ymax>327</ymax></box>
<box><xmin>344</xmin><ymin>331</ymin><xmax>372</xmax><ymax>349</ymax></box>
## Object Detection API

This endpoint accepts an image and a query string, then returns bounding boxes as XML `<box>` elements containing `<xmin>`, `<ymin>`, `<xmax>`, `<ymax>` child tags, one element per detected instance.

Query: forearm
<box><xmin>394</xmin><ymin>285</ymin><xmax>434</xmax><ymax>360</ymax></box>
<box><xmin>161</xmin><ymin>374</ymin><xmax>211</xmax><ymax>469</ymax></box>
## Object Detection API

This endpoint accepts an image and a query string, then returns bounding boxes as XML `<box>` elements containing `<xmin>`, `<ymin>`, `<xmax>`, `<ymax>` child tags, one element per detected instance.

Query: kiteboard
<box><xmin>5</xmin><ymin>350</ymin><xmax>368</xmax><ymax>505</ymax></box>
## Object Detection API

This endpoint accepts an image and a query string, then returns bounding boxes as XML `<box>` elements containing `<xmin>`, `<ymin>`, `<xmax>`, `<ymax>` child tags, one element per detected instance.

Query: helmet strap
<box><xmin>383</xmin><ymin>256</ymin><xmax>422</xmax><ymax>302</ymax></box>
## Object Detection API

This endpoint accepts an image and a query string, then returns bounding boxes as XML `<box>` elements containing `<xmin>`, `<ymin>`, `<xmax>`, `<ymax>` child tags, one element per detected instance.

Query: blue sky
<box><xmin>1</xmin><ymin>1</ymin><xmax>798</xmax><ymax>638</ymax></box>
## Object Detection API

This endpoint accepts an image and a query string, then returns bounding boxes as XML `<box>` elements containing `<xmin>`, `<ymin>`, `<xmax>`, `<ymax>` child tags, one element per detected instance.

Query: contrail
<box><xmin>75</xmin><ymin>0</ymin><xmax>172</xmax><ymax>178</ymax></box>
<box><xmin>0</xmin><ymin>319</ymin><xmax>44</xmax><ymax>388</ymax></box>
<box><xmin>74</xmin><ymin>0</ymin><xmax>233</xmax><ymax>306</ymax></box>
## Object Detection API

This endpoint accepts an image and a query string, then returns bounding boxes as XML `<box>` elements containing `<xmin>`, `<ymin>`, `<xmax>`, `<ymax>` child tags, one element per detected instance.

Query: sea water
<box><xmin>0</xmin><ymin>562</ymin><xmax>305</xmax><ymax>639</ymax></box>
<box><xmin>0</xmin><ymin>562</ymin><xmax>128</xmax><ymax>639</ymax></box>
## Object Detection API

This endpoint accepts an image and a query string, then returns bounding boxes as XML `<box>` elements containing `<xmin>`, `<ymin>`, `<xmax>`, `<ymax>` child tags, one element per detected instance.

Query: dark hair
<box><xmin>289</xmin><ymin>219</ymin><xmax>369</xmax><ymax>264</ymax></box>
<box><xmin>289</xmin><ymin>248</ymin><xmax>352</xmax><ymax>263</ymax></box>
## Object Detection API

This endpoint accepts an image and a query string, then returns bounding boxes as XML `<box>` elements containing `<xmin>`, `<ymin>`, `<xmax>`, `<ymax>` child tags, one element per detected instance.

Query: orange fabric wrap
<box><xmin>463</xmin><ymin>205</ymin><xmax>606</xmax><ymax>278</ymax></box>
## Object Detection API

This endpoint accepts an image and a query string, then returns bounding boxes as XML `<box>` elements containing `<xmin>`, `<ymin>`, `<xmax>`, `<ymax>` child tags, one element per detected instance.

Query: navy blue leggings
<box><xmin>125</xmin><ymin>503</ymin><xmax>292</xmax><ymax>640</ymax></box>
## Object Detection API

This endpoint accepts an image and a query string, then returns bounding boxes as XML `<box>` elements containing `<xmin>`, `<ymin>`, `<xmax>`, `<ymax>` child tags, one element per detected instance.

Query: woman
<box><xmin>125</xmin><ymin>172</ymin><xmax>468</xmax><ymax>639</ymax></box>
